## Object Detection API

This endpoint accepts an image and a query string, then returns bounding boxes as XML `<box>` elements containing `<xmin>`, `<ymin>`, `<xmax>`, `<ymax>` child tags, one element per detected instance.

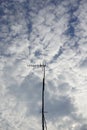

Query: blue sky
<box><xmin>0</xmin><ymin>0</ymin><xmax>87</xmax><ymax>130</ymax></box>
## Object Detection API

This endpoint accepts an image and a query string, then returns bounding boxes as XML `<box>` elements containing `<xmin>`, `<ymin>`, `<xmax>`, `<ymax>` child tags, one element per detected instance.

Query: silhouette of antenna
<box><xmin>28</xmin><ymin>62</ymin><xmax>47</xmax><ymax>130</ymax></box>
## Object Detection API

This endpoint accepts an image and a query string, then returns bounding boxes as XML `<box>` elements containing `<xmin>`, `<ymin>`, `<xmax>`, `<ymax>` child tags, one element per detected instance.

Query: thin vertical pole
<box><xmin>42</xmin><ymin>65</ymin><xmax>45</xmax><ymax>130</ymax></box>
<box><xmin>28</xmin><ymin>64</ymin><xmax>46</xmax><ymax>130</ymax></box>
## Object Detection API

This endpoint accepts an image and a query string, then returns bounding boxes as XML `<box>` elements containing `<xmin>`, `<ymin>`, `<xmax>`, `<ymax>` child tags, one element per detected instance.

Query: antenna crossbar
<box><xmin>28</xmin><ymin>64</ymin><xmax>46</xmax><ymax>68</ymax></box>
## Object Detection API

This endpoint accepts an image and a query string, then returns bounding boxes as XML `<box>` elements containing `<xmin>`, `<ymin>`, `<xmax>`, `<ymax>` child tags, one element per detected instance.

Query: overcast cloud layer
<box><xmin>0</xmin><ymin>0</ymin><xmax>87</xmax><ymax>130</ymax></box>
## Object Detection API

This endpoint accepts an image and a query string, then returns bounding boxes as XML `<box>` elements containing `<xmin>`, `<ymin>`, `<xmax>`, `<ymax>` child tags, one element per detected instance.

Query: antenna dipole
<box><xmin>28</xmin><ymin>63</ymin><xmax>47</xmax><ymax>130</ymax></box>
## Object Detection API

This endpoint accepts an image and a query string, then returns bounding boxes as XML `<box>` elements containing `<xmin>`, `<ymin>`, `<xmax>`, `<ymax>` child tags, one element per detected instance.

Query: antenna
<box><xmin>28</xmin><ymin>62</ymin><xmax>47</xmax><ymax>130</ymax></box>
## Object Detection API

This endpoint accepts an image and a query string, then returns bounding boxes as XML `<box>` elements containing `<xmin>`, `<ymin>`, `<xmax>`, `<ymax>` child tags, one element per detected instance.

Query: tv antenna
<box><xmin>28</xmin><ymin>62</ymin><xmax>47</xmax><ymax>130</ymax></box>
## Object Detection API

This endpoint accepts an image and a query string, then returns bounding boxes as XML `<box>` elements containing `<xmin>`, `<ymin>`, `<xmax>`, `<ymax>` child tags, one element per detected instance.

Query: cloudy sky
<box><xmin>0</xmin><ymin>0</ymin><xmax>87</xmax><ymax>130</ymax></box>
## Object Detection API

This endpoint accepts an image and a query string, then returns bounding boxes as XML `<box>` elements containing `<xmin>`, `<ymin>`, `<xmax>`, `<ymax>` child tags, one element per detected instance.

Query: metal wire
<box><xmin>44</xmin><ymin>116</ymin><xmax>47</xmax><ymax>130</ymax></box>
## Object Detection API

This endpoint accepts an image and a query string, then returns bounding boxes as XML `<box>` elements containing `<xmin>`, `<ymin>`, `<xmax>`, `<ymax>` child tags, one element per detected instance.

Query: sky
<box><xmin>0</xmin><ymin>0</ymin><xmax>87</xmax><ymax>130</ymax></box>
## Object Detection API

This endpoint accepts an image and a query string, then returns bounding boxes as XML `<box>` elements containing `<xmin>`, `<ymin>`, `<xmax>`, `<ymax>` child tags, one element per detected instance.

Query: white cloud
<box><xmin>0</xmin><ymin>0</ymin><xmax>87</xmax><ymax>130</ymax></box>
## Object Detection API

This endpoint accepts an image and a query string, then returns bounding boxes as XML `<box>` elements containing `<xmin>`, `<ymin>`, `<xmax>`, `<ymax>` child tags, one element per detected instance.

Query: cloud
<box><xmin>45</xmin><ymin>95</ymin><xmax>76</xmax><ymax>120</ymax></box>
<box><xmin>8</xmin><ymin>73</ymin><xmax>42</xmax><ymax>113</ymax></box>
<box><xmin>0</xmin><ymin>0</ymin><xmax>87</xmax><ymax>130</ymax></box>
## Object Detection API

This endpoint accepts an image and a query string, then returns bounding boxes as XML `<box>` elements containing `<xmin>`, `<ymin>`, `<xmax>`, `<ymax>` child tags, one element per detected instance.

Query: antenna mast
<box><xmin>28</xmin><ymin>63</ymin><xmax>47</xmax><ymax>130</ymax></box>
<box><xmin>42</xmin><ymin>63</ymin><xmax>46</xmax><ymax>130</ymax></box>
